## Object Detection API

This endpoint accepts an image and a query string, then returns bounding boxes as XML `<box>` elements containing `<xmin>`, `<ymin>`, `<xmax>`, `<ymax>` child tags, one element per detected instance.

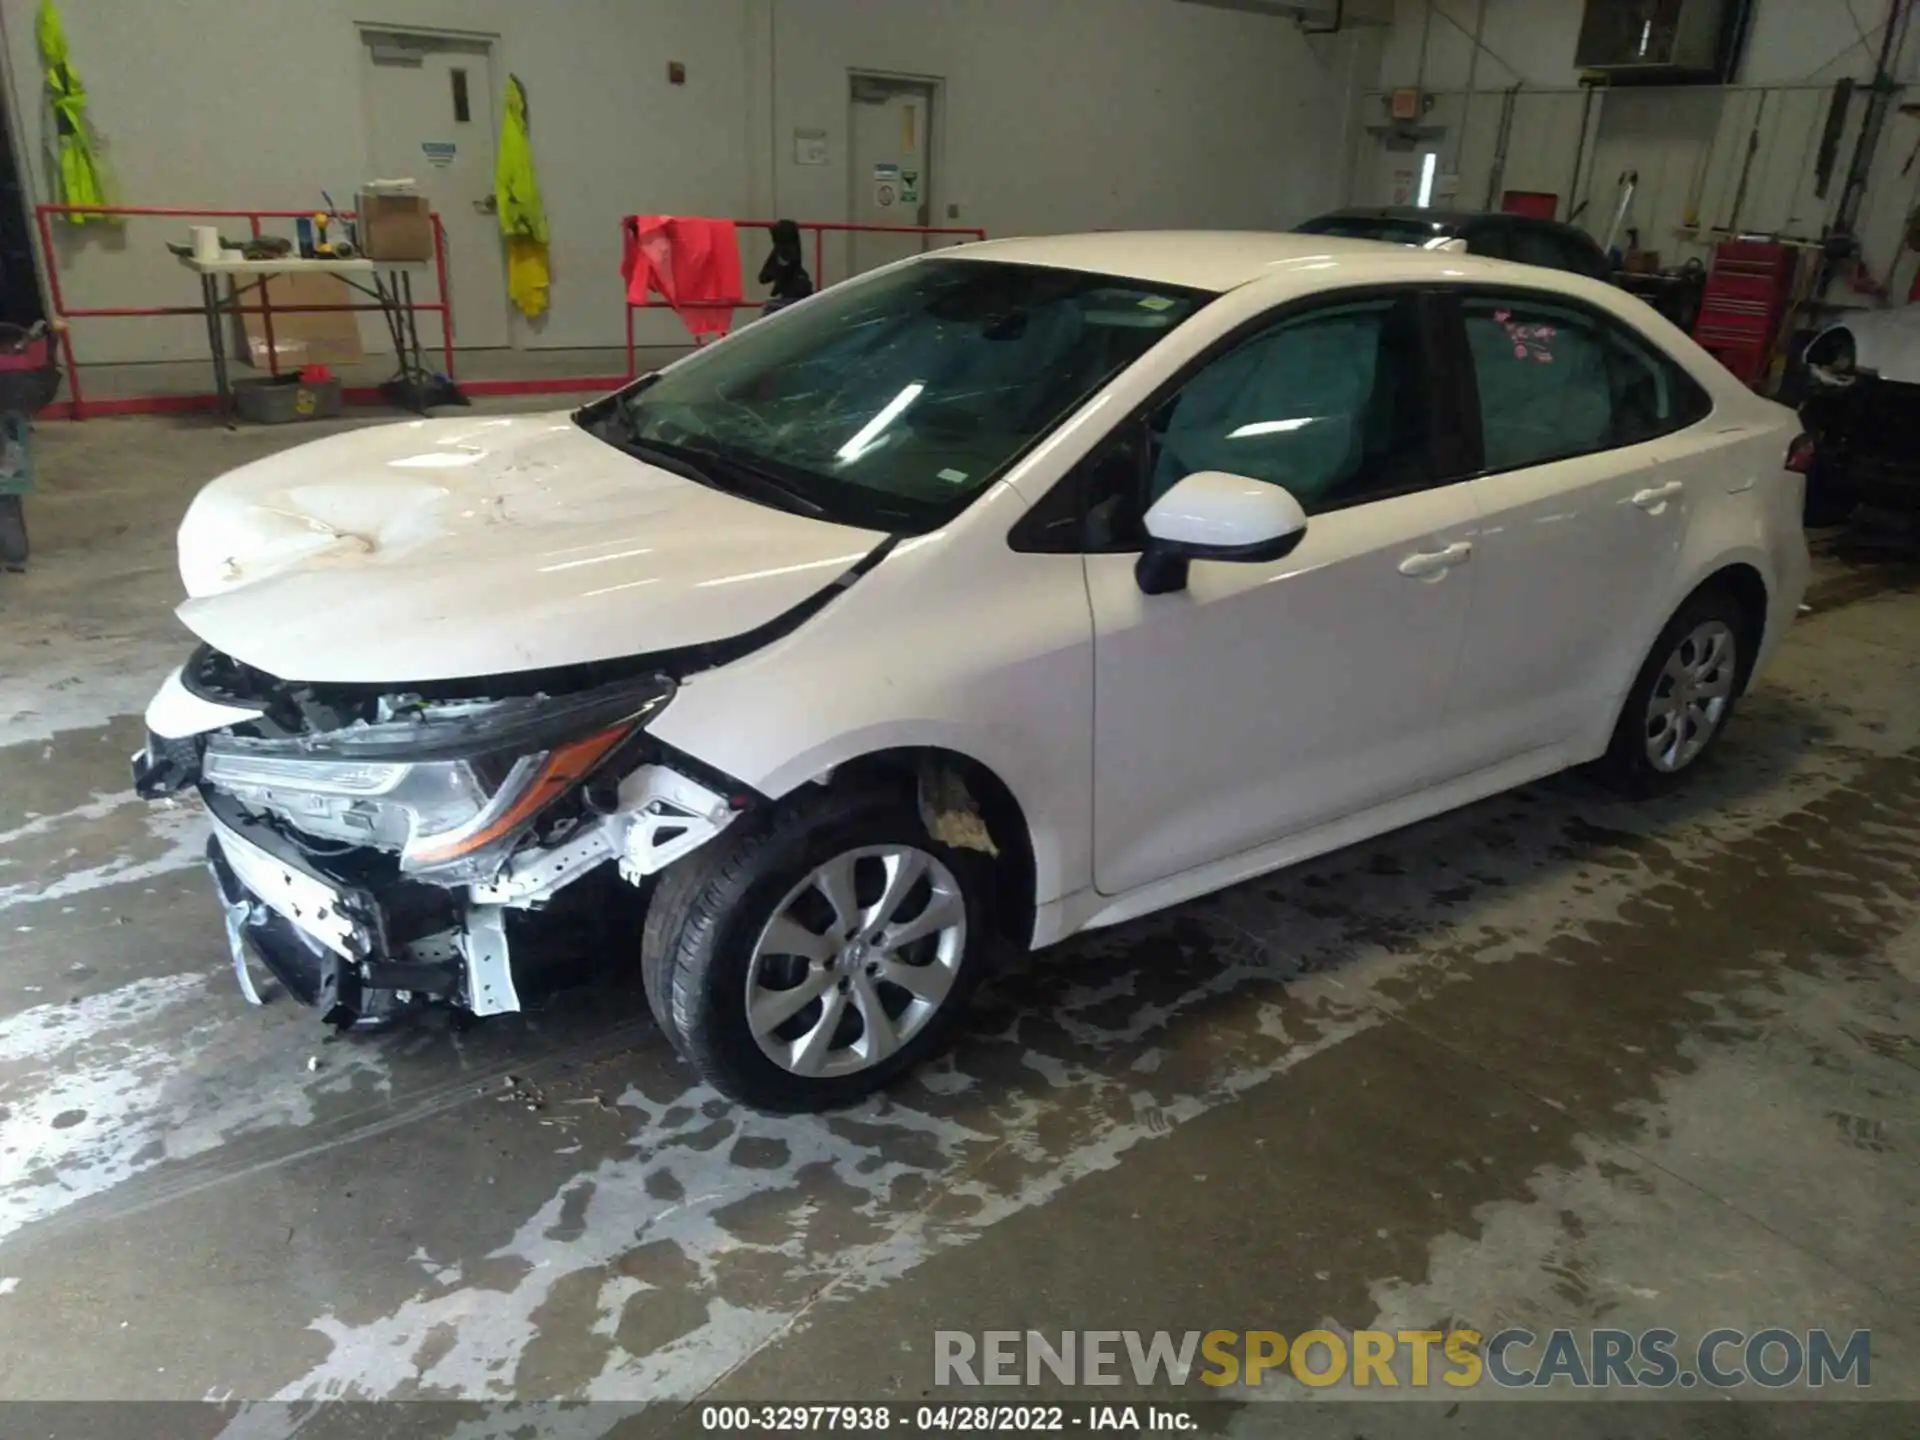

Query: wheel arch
<box><xmin>1591</xmin><ymin>555</ymin><xmax>1773</xmax><ymax>762</ymax></box>
<box><xmin>1695</xmin><ymin>561</ymin><xmax>1769</xmax><ymax>692</ymax></box>
<box><xmin>808</xmin><ymin>746</ymin><xmax>1039</xmax><ymax>952</ymax></box>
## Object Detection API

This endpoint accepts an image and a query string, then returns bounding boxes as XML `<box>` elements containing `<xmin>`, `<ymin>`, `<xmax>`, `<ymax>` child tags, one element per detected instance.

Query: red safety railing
<box><xmin>622</xmin><ymin>219</ymin><xmax>987</xmax><ymax>378</ymax></box>
<box><xmin>33</xmin><ymin>203</ymin><xmax>455</xmax><ymax>419</ymax></box>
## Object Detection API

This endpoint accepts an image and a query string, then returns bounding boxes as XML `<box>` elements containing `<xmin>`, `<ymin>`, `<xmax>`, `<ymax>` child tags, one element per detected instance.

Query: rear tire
<box><xmin>640</xmin><ymin>785</ymin><xmax>990</xmax><ymax>1112</ymax></box>
<box><xmin>1594</xmin><ymin>587</ymin><xmax>1750</xmax><ymax>797</ymax></box>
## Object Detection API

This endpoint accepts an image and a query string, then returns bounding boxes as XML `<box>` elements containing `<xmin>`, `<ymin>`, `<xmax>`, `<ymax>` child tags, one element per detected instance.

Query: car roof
<box><xmin>939</xmin><ymin>230</ymin><xmax>1491</xmax><ymax>294</ymax></box>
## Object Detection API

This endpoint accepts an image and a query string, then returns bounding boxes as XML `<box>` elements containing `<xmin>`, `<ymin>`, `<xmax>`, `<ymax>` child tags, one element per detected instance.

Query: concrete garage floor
<box><xmin>0</xmin><ymin>412</ymin><xmax>1916</xmax><ymax>1437</ymax></box>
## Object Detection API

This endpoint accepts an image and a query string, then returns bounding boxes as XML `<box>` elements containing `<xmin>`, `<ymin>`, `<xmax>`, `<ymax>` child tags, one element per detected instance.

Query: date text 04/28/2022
<box><xmin>699</xmin><ymin>1404</ymin><xmax>1191</xmax><ymax>1431</ymax></box>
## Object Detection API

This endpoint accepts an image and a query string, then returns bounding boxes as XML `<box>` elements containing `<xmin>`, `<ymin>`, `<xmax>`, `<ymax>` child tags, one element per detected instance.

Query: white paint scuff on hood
<box><xmin>174</xmin><ymin>413</ymin><xmax>886</xmax><ymax>684</ymax></box>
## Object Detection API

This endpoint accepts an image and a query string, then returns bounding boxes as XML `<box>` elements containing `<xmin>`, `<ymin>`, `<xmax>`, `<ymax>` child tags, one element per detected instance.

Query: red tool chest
<box><xmin>1692</xmin><ymin>240</ymin><xmax>1798</xmax><ymax>389</ymax></box>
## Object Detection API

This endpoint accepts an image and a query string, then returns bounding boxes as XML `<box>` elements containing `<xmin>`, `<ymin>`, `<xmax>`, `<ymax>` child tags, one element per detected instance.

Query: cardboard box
<box><xmin>234</xmin><ymin>272</ymin><xmax>365</xmax><ymax>370</ymax></box>
<box><xmin>357</xmin><ymin>190</ymin><xmax>435</xmax><ymax>261</ymax></box>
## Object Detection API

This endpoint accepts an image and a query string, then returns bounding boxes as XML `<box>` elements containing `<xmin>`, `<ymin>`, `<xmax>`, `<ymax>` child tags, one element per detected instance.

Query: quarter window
<box><xmin>1462</xmin><ymin>293</ymin><xmax>1708</xmax><ymax>472</ymax></box>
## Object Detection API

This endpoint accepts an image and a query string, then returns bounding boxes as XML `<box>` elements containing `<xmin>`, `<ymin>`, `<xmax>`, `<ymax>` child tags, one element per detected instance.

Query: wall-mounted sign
<box><xmin>794</xmin><ymin>128</ymin><xmax>829</xmax><ymax>166</ymax></box>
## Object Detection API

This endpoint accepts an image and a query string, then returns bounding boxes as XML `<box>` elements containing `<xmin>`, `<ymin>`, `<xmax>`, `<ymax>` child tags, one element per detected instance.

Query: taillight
<box><xmin>1785</xmin><ymin>433</ymin><xmax>1817</xmax><ymax>474</ymax></box>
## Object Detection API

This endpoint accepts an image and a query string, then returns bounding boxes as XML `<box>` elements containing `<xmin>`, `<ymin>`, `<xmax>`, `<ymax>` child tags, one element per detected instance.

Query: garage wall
<box><xmin>1359</xmin><ymin>0</ymin><xmax>1920</xmax><ymax>288</ymax></box>
<box><xmin>0</xmin><ymin>0</ymin><xmax>1375</xmax><ymax>367</ymax></box>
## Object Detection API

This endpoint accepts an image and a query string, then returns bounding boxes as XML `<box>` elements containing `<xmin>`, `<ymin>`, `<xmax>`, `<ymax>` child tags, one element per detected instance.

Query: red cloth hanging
<box><xmin>620</xmin><ymin>215</ymin><xmax>744</xmax><ymax>339</ymax></box>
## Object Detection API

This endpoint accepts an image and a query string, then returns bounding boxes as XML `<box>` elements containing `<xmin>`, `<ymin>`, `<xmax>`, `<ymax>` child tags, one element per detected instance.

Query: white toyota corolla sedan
<box><xmin>134</xmin><ymin>232</ymin><xmax>1810</xmax><ymax>1110</ymax></box>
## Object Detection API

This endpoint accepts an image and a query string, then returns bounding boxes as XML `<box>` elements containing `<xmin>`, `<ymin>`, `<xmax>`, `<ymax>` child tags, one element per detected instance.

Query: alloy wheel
<box><xmin>745</xmin><ymin>844</ymin><xmax>967</xmax><ymax>1079</ymax></box>
<box><xmin>1644</xmin><ymin>619</ymin><xmax>1737</xmax><ymax>773</ymax></box>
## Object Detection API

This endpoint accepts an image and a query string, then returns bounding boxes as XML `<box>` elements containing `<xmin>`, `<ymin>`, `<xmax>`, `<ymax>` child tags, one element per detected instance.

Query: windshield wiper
<box><xmin>616</xmin><ymin>434</ymin><xmax>825</xmax><ymax>518</ymax></box>
<box><xmin>674</xmin><ymin>443</ymin><xmax>827</xmax><ymax>517</ymax></box>
<box><xmin>610</xmin><ymin>434</ymin><xmax>724</xmax><ymax>489</ymax></box>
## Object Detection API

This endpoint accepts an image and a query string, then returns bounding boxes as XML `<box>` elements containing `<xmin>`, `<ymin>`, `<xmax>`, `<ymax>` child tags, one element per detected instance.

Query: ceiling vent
<box><xmin>1575</xmin><ymin>0</ymin><xmax>1744</xmax><ymax>84</ymax></box>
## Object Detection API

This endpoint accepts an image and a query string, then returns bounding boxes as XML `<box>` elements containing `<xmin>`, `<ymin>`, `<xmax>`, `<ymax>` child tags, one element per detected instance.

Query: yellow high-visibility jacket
<box><xmin>495</xmin><ymin>76</ymin><xmax>549</xmax><ymax>318</ymax></box>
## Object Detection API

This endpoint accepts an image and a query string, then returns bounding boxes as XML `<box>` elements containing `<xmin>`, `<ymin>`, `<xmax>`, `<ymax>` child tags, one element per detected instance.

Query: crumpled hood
<box><xmin>175</xmin><ymin>412</ymin><xmax>885</xmax><ymax>684</ymax></box>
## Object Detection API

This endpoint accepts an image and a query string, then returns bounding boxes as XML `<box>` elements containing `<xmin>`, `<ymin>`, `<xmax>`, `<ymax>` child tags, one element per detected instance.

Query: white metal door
<box><xmin>360</xmin><ymin>31</ymin><xmax>511</xmax><ymax>350</ymax></box>
<box><xmin>1458</xmin><ymin>446</ymin><xmax>1690</xmax><ymax>760</ymax></box>
<box><xmin>1087</xmin><ymin>485</ymin><xmax>1480</xmax><ymax>898</ymax></box>
<box><xmin>1449</xmin><ymin>293</ymin><xmax>1694</xmax><ymax>762</ymax></box>
<box><xmin>848</xmin><ymin>76</ymin><xmax>933</xmax><ymax>279</ymax></box>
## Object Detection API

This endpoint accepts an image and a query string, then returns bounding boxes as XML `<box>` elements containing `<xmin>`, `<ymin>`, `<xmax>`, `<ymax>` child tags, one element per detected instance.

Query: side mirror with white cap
<box><xmin>1135</xmin><ymin>470</ymin><xmax>1309</xmax><ymax>596</ymax></box>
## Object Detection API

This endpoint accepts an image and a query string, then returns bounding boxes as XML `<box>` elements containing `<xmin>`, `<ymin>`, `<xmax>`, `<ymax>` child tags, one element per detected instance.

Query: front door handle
<box><xmin>1632</xmin><ymin>480</ymin><xmax>1685</xmax><ymax>510</ymax></box>
<box><xmin>1398</xmin><ymin>541</ymin><xmax>1472</xmax><ymax>578</ymax></box>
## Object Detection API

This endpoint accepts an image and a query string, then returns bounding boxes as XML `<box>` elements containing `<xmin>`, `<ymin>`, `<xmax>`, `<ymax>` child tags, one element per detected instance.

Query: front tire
<box><xmin>640</xmin><ymin>787</ymin><xmax>989</xmax><ymax>1112</ymax></box>
<box><xmin>1594</xmin><ymin>587</ymin><xmax>1749</xmax><ymax>796</ymax></box>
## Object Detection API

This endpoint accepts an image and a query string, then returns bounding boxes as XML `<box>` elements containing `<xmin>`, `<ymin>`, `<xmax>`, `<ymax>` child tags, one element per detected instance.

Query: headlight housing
<box><xmin>201</xmin><ymin>676</ymin><xmax>671</xmax><ymax>884</ymax></box>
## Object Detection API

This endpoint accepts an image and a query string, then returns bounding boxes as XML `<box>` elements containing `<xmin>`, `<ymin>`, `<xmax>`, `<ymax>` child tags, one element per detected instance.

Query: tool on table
<box><xmin>169</xmin><ymin>232</ymin><xmax>290</xmax><ymax>262</ymax></box>
<box><xmin>321</xmin><ymin>190</ymin><xmax>357</xmax><ymax>253</ymax></box>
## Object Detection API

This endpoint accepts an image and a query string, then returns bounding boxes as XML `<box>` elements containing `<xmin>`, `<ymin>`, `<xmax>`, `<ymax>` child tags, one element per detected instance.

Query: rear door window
<box><xmin>1460</xmin><ymin>292</ymin><xmax>1710</xmax><ymax>472</ymax></box>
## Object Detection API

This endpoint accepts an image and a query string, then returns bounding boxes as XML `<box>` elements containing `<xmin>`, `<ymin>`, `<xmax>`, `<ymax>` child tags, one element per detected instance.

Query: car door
<box><xmin>1443</xmin><ymin>287</ymin><xmax>1714</xmax><ymax>762</ymax></box>
<box><xmin>1081</xmin><ymin>290</ymin><xmax>1485</xmax><ymax>898</ymax></box>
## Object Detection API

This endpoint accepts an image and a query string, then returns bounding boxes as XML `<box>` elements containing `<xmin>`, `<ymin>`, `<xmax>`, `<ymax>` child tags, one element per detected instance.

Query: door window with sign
<box><xmin>1461</xmin><ymin>293</ymin><xmax>1710</xmax><ymax>473</ymax></box>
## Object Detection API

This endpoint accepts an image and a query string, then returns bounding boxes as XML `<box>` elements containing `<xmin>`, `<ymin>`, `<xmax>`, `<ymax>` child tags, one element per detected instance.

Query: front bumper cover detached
<box><xmin>203</xmin><ymin>794</ymin><xmax>477</xmax><ymax>1030</ymax></box>
<box><xmin>189</xmin><ymin>763</ymin><xmax>742</xmax><ymax>1031</ymax></box>
<box><xmin>133</xmin><ymin>641</ymin><xmax>750</xmax><ymax>1030</ymax></box>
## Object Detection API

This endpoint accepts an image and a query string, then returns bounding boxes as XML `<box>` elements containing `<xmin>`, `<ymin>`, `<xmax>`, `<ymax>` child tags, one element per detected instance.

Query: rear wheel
<box><xmin>1595</xmin><ymin>588</ymin><xmax>1748</xmax><ymax>796</ymax></box>
<box><xmin>641</xmin><ymin>787</ymin><xmax>989</xmax><ymax>1111</ymax></box>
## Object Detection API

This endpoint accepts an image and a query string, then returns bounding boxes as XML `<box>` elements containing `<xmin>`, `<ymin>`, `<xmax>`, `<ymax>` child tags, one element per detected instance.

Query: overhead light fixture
<box><xmin>1416</xmin><ymin>152</ymin><xmax>1438</xmax><ymax>209</ymax></box>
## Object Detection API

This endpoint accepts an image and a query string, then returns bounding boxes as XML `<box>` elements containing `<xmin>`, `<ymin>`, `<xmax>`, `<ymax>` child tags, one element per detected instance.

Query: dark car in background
<box><xmin>1295</xmin><ymin>206</ymin><xmax>1613</xmax><ymax>281</ymax></box>
<box><xmin>1796</xmin><ymin>307</ymin><xmax>1920</xmax><ymax>526</ymax></box>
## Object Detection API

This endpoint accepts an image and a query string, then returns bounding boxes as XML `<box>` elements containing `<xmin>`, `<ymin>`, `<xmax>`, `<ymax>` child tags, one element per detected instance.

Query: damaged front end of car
<box><xmin>132</xmin><ymin>645</ymin><xmax>749</xmax><ymax>1031</ymax></box>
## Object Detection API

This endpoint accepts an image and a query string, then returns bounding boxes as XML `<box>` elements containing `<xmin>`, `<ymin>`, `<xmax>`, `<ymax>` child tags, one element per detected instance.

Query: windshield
<box><xmin>581</xmin><ymin>259</ymin><xmax>1207</xmax><ymax>532</ymax></box>
<box><xmin>1296</xmin><ymin>214</ymin><xmax>1449</xmax><ymax>247</ymax></box>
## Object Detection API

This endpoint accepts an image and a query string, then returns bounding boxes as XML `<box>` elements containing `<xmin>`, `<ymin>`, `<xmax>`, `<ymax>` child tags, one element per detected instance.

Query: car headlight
<box><xmin>201</xmin><ymin>676</ymin><xmax>671</xmax><ymax>884</ymax></box>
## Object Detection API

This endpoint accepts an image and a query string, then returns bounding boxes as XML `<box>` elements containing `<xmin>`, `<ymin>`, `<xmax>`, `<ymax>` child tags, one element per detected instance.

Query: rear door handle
<box><xmin>1632</xmin><ymin>480</ymin><xmax>1685</xmax><ymax>510</ymax></box>
<box><xmin>1398</xmin><ymin>541</ymin><xmax>1472</xmax><ymax>578</ymax></box>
